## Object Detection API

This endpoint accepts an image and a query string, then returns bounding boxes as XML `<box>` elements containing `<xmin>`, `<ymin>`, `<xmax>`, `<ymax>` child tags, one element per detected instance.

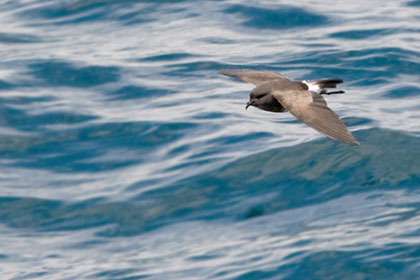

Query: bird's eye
<box><xmin>256</xmin><ymin>93</ymin><xmax>266</xmax><ymax>99</ymax></box>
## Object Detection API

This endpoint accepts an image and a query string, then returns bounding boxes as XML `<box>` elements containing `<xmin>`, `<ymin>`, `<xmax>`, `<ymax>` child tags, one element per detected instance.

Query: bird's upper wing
<box><xmin>220</xmin><ymin>69</ymin><xmax>289</xmax><ymax>85</ymax></box>
<box><xmin>273</xmin><ymin>90</ymin><xmax>360</xmax><ymax>145</ymax></box>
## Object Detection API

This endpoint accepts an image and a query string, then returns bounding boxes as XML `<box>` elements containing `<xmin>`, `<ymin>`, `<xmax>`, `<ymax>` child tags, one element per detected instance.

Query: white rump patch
<box><xmin>302</xmin><ymin>80</ymin><xmax>322</xmax><ymax>94</ymax></box>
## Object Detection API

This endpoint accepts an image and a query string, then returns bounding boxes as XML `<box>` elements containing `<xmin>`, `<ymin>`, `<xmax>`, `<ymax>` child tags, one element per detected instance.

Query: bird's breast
<box><xmin>259</xmin><ymin>95</ymin><xmax>286</xmax><ymax>112</ymax></box>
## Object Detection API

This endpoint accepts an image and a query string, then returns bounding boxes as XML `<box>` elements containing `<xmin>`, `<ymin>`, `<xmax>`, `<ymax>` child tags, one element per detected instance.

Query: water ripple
<box><xmin>224</xmin><ymin>4</ymin><xmax>328</xmax><ymax>30</ymax></box>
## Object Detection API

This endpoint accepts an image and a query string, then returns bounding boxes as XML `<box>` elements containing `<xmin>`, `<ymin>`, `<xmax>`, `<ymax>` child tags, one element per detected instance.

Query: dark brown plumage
<box><xmin>220</xmin><ymin>69</ymin><xmax>360</xmax><ymax>146</ymax></box>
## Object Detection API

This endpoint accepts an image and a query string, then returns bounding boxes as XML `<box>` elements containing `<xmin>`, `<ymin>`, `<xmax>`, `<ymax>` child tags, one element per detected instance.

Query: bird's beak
<box><xmin>245</xmin><ymin>102</ymin><xmax>251</xmax><ymax>110</ymax></box>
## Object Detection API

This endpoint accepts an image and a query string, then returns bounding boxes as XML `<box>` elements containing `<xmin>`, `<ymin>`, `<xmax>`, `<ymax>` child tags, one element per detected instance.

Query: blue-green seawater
<box><xmin>1</xmin><ymin>0</ymin><xmax>420</xmax><ymax>279</ymax></box>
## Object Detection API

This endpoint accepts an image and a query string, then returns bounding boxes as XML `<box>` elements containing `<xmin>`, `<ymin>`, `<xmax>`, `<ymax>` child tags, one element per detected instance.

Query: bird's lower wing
<box><xmin>274</xmin><ymin>90</ymin><xmax>360</xmax><ymax>145</ymax></box>
<box><xmin>220</xmin><ymin>69</ymin><xmax>289</xmax><ymax>86</ymax></box>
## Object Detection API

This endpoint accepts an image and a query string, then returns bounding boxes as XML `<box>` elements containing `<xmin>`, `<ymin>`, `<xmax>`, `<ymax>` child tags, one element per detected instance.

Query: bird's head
<box><xmin>246</xmin><ymin>85</ymin><xmax>284</xmax><ymax>112</ymax></box>
<box><xmin>246</xmin><ymin>83</ymin><xmax>271</xmax><ymax>110</ymax></box>
<box><xmin>246</xmin><ymin>90</ymin><xmax>270</xmax><ymax>110</ymax></box>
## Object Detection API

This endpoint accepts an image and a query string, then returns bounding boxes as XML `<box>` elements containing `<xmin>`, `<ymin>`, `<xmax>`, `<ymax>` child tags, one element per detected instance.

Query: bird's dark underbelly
<box><xmin>261</xmin><ymin>97</ymin><xmax>286</xmax><ymax>113</ymax></box>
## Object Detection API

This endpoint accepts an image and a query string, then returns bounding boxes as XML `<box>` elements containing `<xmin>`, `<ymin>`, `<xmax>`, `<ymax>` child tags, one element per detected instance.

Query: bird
<box><xmin>220</xmin><ymin>69</ymin><xmax>360</xmax><ymax>145</ymax></box>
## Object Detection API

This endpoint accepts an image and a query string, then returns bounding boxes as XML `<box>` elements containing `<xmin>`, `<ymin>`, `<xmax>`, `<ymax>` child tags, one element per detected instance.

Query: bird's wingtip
<box><xmin>348</xmin><ymin>138</ymin><xmax>360</xmax><ymax>146</ymax></box>
<box><xmin>219</xmin><ymin>69</ymin><xmax>233</xmax><ymax>76</ymax></box>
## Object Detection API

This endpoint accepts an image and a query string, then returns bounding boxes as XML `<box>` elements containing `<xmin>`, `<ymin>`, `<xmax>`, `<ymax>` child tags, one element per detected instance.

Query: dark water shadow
<box><xmin>0</xmin><ymin>128</ymin><xmax>419</xmax><ymax>237</ymax></box>
<box><xmin>27</xmin><ymin>60</ymin><xmax>120</xmax><ymax>87</ymax></box>
<box><xmin>139</xmin><ymin>52</ymin><xmax>198</xmax><ymax>62</ymax></box>
<box><xmin>224</xmin><ymin>4</ymin><xmax>328</xmax><ymax>30</ymax></box>
<box><xmin>0</xmin><ymin>79</ymin><xmax>15</xmax><ymax>91</ymax></box>
<box><xmin>18</xmin><ymin>0</ymin><xmax>193</xmax><ymax>26</ymax></box>
<box><xmin>0</xmin><ymin>102</ymin><xmax>97</xmax><ymax>132</ymax></box>
<box><xmin>383</xmin><ymin>85</ymin><xmax>420</xmax><ymax>98</ymax></box>
<box><xmin>0</xmin><ymin>121</ymin><xmax>197</xmax><ymax>173</ymax></box>
<box><xmin>329</xmin><ymin>28</ymin><xmax>392</xmax><ymax>40</ymax></box>
<box><xmin>151</xmin><ymin>128</ymin><xmax>420</xmax><ymax>223</ymax></box>
<box><xmin>280</xmin><ymin>250</ymin><xmax>419</xmax><ymax>280</ymax></box>
<box><xmin>0</xmin><ymin>32</ymin><xmax>42</xmax><ymax>44</ymax></box>
<box><xmin>407</xmin><ymin>0</ymin><xmax>420</xmax><ymax>7</ymax></box>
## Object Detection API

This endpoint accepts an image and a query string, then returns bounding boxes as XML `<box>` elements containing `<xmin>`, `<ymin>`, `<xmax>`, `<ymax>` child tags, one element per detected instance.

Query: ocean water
<box><xmin>0</xmin><ymin>0</ymin><xmax>420</xmax><ymax>279</ymax></box>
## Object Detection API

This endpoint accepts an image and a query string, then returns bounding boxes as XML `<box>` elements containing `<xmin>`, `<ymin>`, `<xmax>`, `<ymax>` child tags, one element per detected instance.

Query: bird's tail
<box><xmin>303</xmin><ymin>79</ymin><xmax>345</xmax><ymax>95</ymax></box>
<box><xmin>312</xmin><ymin>78</ymin><xmax>343</xmax><ymax>89</ymax></box>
